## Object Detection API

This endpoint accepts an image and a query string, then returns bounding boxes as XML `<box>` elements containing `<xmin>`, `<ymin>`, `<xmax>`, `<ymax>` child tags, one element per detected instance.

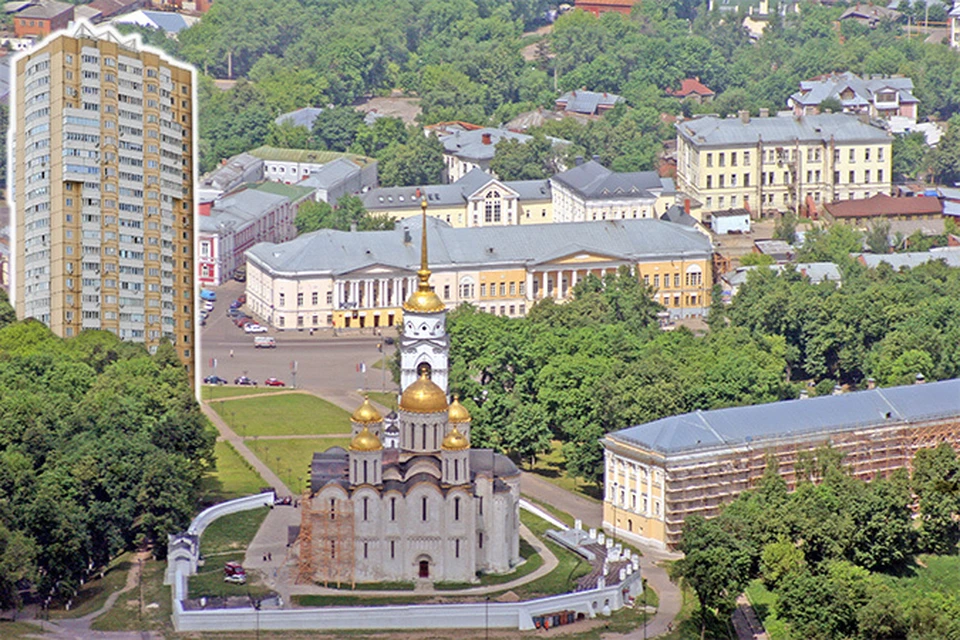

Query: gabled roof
<box><xmin>112</xmin><ymin>9</ymin><xmax>193</xmax><ymax>33</ymax></box>
<box><xmin>247</xmin><ymin>216</ymin><xmax>712</xmax><ymax>277</ymax></box>
<box><xmin>824</xmin><ymin>194</ymin><xmax>942</xmax><ymax>218</ymax></box>
<box><xmin>298</xmin><ymin>158</ymin><xmax>361</xmax><ymax>190</ymax></box>
<box><xmin>199</xmin><ymin>189</ymin><xmax>289</xmax><ymax>234</ymax></box>
<box><xmin>607</xmin><ymin>378</ymin><xmax>960</xmax><ymax>455</ymax></box>
<box><xmin>556</xmin><ymin>90</ymin><xmax>623</xmax><ymax>115</ymax></box>
<box><xmin>790</xmin><ymin>72</ymin><xmax>918</xmax><ymax>109</ymax></box>
<box><xmin>15</xmin><ymin>0</ymin><xmax>72</xmax><ymax>19</ymax></box>
<box><xmin>275</xmin><ymin>107</ymin><xmax>323</xmax><ymax>129</ymax></box>
<box><xmin>550</xmin><ymin>160</ymin><xmax>672</xmax><ymax>201</ymax></box>
<box><xmin>667</xmin><ymin>78</ymin><xmax>716</xmax><ymax>98</ymax></box>
<box><xmin>439</xmin><ymin>127</ymin><xmax>568</xmax><ymax>162</ymax></box>
<box><xmin>677</xmin><ymin>113</ymin><xmax>891</xmax><ymax>147</ymax></box>
<box><xmin>362</xmin><ymin>169</ymin><xmax>550</xmax><ymax>211</ymax></box>
<box><xmin>723</xmin><ymin>262</ymin><xmax>842</xmax><ymax>289</ymax></box>
<box><xmin>854</xmin><ymin>247</ymin><xmax>960</xmax><ymax>269</ymax></box>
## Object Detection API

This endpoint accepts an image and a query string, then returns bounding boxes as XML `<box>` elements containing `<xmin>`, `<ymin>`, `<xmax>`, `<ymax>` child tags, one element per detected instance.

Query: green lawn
<box><xmin>745</xmin><ymin>579</ymin><xmax>791</xmax><ymax>640</ymax></box>
<box><xmin>199</xmin><ymin>507</ymin><xmax>270</xmax><ymax>556</ymax></box>
<box><xmin>211</xmin><ymin>393</ymin><xmax>353</xmax><ymax>437</ymax></box>
<box><xmin>365</xmin><ymin>391</ymin><xmax>398</xmax><ymax>411</ymax></box>
<box><xmin>90</xmin><ymin>557</ymin><xmax>172</xmax><ymax>634</ymax></box>
<box><xmin>188</xmin><ymin>551</ymin><xmax>274</xmax><ymax>600</ymax></box>
<box><xmin>250</xmin><ymin>437</ymin><xmax>352</xmax><ymax>494</ymax></box>
<box><xmin>199</xmin><ymin>441</ymin><xmax>267</xmax><ymax>504</ymax></box>
<box><xmin>0</xmin><ymin>621</ymin><xmax>49</xmax><ymax>638</ymax></box>
<box><xmin>293</xmin><ymin>594</ymin><xmax>434</xmax><ymax>607</ymax></box>
<box><xmin>527</xmin><ymin>440</ymin><xmax>602</xmax><ymax>502</ymax></box>
<box><xmin>48</xmin><ymin>552</ymin><xmax>134</xmax><ymax>619</ymax></box>
<box><xmin>887</xmin><ymin>554</ymin><xmax>960</xmax><ymax>595</ymax></box>
<box><xmin>201</xmin><ymin>385</ymin><xmax>291</xmax><ymax>401</ymax></box>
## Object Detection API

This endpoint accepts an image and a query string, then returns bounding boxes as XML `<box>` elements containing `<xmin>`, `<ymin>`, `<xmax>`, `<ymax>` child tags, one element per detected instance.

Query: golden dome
<box><xmin>403</xmin><ymin>285</ymin><xmax>446</xmax><ymax>313</ymax></box>
<box><xmin>400</xmin><ymin>372</ymin><xmax>449</xmax><ymax>413</ymax></box>
<box><xmin>351</xmin><ymin>396</ymin><xmax>383</xmax><ymax>424</ymax></box>
<box><xmin>442</xmin><ymin>425</ymin><xmax>470</xmax><ymax>451</ymax></box>
<box><xmin>448</xmin><ymin>395</ymin><xmax>471</xmax><ymax>423</ymax></box>
<box><xmin>350</xmin><ymin>425</ymin><xmax>383</xmax><ymax>452</ymax></box>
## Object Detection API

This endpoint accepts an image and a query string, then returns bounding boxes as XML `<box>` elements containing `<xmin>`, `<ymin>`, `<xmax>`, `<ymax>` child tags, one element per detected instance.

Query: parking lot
<box><xmin>200</xmin><ymin>281</ymin><xmax>399</xmax><ymax>411</ymax></box>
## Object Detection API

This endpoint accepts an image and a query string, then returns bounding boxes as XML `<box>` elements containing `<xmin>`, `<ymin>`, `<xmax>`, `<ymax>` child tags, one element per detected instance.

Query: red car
<box><xmin>264</xmin><ymin>377</ymin><xmax>285</xmax><ymax>387</ymax></box>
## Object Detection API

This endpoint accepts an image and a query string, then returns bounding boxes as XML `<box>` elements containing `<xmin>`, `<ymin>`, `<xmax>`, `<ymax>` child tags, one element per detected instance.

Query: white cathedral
<box><xmin>302</xmin><ymin>202</ymin><xmax>521</xmax><ymax>584</ymax></box>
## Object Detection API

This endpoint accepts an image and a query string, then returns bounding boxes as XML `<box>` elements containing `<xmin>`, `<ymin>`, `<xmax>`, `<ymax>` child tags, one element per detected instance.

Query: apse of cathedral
<box><xmin>302</xmin><ymin>200</ymin><xmax>521</xmax><ymax>585</ymax></box>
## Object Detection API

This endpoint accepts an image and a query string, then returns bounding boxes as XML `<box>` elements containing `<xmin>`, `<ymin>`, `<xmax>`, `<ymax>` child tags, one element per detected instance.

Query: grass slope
<box><xmin>251</xmin><ymin>437</ymin><xmax>351</xmax><ymax>493</ymax></box>
<box><xmin>199</xmin><ymin>440</ymin><xmax>267</xmax><ymax>504</ymax></box>
<box><xmin>211</xmin><ymin>394</ymin><xmax>352</xmax><ymax>437</ymax></box>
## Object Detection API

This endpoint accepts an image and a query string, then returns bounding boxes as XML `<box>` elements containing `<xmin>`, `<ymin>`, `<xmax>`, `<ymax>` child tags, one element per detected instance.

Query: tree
<box><xmin>774</xmin><ymin>211</ymin><xmax>797</xmax><ymax>244</ymax></box>
<box><xmin>892</xmin><ymin>131</ymin><xmax>929</xmax><ymax>180</ymax></box>
<box><xmin>865</xmin><ymin>219</ymin><xmax>891</xmax><ymax>254</ymax></box>
<box><xmin>819</xmin><ymin>96</ymin><xmax>843</xmax><ymax>113</ymax></box>
<box><xmin>933</xmin><ymin>115</ymin><xmax>960</xmax><ymax>185</ymax></box>
<box><xmin>501</xmin><ymin>402</ymin><xmax>553</xmax><ymax>467</ymax></box>
<box><xmin>490</xmin><ymin>132</ymin><xmax>563</xmax><ymax>180</ymax></box>
<box><xmin>912</xmin><ymin>443</ymin><xmax>960</xmax><ymax>554</ymax></box>
<box><xmin>312</xmin><ymin>107</ymin><xmax>365</xmax><ymax>152</ymax></box>
<box><xmin>0</xmin><ymin>289</ymin><xmax>14</xmax><ymax>329</ymax></box>
<box><xmin>760</xmin><ymin>537</ymin><xmax>805</xmax><ymax>589</ymax></box>
<box><xmin>378</xmin><ymin>130</ymin><xmax>445</xmax><ymax>187</ymax></box>
<box><xmin>672</xmin><ymin>515</ymin><xmax>752</xmax><ymax>640</ymax></box>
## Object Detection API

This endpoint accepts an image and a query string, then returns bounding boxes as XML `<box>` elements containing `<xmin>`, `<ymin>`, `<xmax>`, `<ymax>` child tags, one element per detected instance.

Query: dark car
<box><xmin>227</xmin><ymin>308</ymin><xmax>243</xmax><ymax>318</ymax></box>
<box><xmin>234</xmin><ymin>376</ymin><xmax>257</xmax><ymax>386</ymax></box>
<box><xmin>264</xmin><ymin>377</ymin><xmax>285</xmax><ymax>387</ymax></box>
<box><xmin>384</xmin><ymin>336</ymin><xmax>395</xmax><ymax>345</ymax></box>
<box><xmin>230</xmin><ymin>300</ymin><xmax>243</xmax><ymax>310</ymax></box>
<box><xmin>204</xmin><ymin>375</ymin><xmax>228</xmax><ymax>385</ymax></box>
<box><xmin>237</xmin><ymin>317</ymin><xmax>255</xmax><ymax>328</ymax></box>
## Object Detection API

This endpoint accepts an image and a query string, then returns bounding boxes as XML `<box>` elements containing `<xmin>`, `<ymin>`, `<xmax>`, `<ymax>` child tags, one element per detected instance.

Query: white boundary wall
<box><xmin>169</xmin><ymin>494</ymin><xmax>644</xmax><ymax>632</ymax></box>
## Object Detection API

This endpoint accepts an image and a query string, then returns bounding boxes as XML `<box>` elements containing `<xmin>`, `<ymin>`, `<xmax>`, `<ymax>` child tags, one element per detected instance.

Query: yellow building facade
<box><xmin>244</xmin><ymin>217</ymin><xmax>714</xmax><ymax>330</ymax></box>
<box><xmin>676</xmin><ymin>112</ymin><xmax>893</xmax><ymax>220</ymax></box>
<box><xmin>11</xmin><ymin>23</ymin><xmax>197</xmax><ymax>374</ymax></box>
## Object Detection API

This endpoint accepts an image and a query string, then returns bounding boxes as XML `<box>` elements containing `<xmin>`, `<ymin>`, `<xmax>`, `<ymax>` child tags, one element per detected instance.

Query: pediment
<box><xmin>536</xmin><ymin>248</ymin><xmax>629</xmax><ymax>266</ymax></box>
<box><xmin>336</xmin><ymin>262</ymin><xmax>416</xmax><ymax>277</ymax></box>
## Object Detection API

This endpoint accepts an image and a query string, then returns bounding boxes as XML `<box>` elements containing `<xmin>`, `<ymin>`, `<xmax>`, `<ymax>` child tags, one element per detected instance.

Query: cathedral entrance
<box><xmin>419</xmin><ymin>560</ymin><xmax>430</xmax><ymax>578</ymax></box>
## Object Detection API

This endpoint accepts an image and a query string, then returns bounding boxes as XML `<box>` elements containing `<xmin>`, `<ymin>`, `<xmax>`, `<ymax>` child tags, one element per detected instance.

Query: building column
<box><xmin>645</xmin><ymin>463</ymin><xmax>653</xmax><ymax>515</ymax></box>
<box><xmin>332</xmin><ymin>280</ymin><xmax>340</xmax><ymax>309</ymax></box>
<box><xmin>525</xmin><ymin>271</ymin><xmax>534</xmax><ymax>302</ymax></box>
<box><xmin>571</xmin><ymin>269</ymin><xmax>578</xmax><ymax>290</ymax></box>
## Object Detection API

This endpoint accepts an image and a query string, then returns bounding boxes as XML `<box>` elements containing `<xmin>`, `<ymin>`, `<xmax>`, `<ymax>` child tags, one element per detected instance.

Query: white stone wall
<box><xmin>400</xmin><ymin>309</ymin><xmax>449</xmax><ymax>392</ymax></box>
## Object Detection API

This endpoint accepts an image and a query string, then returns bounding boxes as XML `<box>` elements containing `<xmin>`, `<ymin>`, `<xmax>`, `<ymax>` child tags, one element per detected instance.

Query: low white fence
<box><xmin>169</xmin><ymin>493</ymin><xmax>644</xmax><ymax>632</ymax></box>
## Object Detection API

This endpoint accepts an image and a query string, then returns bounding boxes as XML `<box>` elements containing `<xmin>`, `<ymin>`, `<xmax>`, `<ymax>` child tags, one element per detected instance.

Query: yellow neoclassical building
<box><xmin>243</xmin><ymin>211</ymin><xmax>713</xmax><ymax>330</ymax></box>
<box><xmin>675</xmin><ymin>111</ymin><xmax>893</xmax><ymax>219</ymax></box>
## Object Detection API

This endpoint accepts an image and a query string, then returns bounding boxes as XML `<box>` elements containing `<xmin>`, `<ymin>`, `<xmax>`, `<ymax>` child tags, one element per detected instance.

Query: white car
<box><xmin>244</xmin><ymin>324</ymin><xmax>268</xmax><ymax>334</ymax></box>
<box><xmin>224</xmin><ymin>574</ymin><xmax>247</xmax><ymax>585</ymax></box>
<box><xmin>204</xmin><ymin>301</ymin><xmax>215</xmax><ymax>312</ymax></box>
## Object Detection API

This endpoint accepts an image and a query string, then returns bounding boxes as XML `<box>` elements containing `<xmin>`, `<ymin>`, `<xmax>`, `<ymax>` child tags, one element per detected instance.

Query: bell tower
<box><xmin>399</xmin><ymin>199</ymin><xmax>449</xmax><ymax>393</ymax></box>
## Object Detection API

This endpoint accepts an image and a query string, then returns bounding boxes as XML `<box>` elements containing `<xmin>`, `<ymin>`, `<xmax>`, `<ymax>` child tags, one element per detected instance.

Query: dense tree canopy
<box><xmin>0</xmin><ymin>323</ymin><xmax>214</xmax><ymax>609</ymax></box>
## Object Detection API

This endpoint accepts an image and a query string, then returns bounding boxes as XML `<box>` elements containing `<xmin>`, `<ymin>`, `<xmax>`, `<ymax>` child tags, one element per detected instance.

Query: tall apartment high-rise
<box><xmin>10</xmin><ymin>23</ymin><xmax>197</xmax><ymax>375</ymax></box>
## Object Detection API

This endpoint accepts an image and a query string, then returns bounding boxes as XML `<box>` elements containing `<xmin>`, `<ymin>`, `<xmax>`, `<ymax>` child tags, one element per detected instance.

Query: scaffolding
<box><xmin>296</xmin><ymin>493</ymin><xmax>356</xmax><ymax>587</ymax></box>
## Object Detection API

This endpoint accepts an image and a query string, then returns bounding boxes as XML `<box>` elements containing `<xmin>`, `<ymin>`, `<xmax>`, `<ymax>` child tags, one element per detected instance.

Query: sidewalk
<box><xmin>201</xmin><ymin>403</ymin><xmax>290</xmax><ymax>495</ymax></box>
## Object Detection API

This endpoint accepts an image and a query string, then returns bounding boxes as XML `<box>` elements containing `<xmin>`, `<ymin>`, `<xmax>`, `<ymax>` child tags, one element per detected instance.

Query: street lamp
<box><xmin>642</xmin><ymin>568</ymin><xmax>647</xmax><ymax>640</ymax></box>
<box><xmin>485</xmin><ymin>595</ymin><xmax>490</xmax><ymax>640</ymax></box>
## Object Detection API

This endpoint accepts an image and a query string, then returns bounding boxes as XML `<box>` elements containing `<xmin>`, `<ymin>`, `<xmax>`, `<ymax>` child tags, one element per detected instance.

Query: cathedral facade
<box><xmin>302</xmin><ymin>203</ymin><xmax>521</xmax><ymax>584</ymax></box>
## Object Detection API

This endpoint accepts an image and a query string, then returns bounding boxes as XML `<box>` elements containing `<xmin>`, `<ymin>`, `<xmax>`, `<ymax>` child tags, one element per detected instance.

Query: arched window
<box><xmin>454</xmin><ymin>496</ymin><xmax>461</xmax><ymax>520</ymax></box>
<box><xmin>421</xmin><ymin>496</ymin><xmax>428</xmax><ymax>521</ymax></box>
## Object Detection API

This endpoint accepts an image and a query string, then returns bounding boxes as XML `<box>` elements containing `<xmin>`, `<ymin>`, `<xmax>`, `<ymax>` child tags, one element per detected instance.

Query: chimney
<box><xmin>592</xmin><ymin>154</ymin><xmax>601</xmax><ymax>163</ymax></box>
<box><xmin>575</xmin><ymin>155</ymin><xmax>584</xmax><ymax>166</ymax></box>
<box><xmin>866</xmin><ymin>377</ymin><xmax>876</xmax><ymax>390</ymax></box>
<box><xmin>684</xmin><ymin>198</ymin><xmax>691</xmax><ymax>214</ymax></box>
<box><xmin>739</xmin><ymin>109</ymin><xmax>750</xmax><ymax>124</ymax></box>
<box><xmin>759</xmin><ymin>107</ymin><xmax>769</xmax><ymax>117</ymax></box>
<box><xmin>481</xmin><ymin>133</ymin><xmax>492</xmax><ymax>145</ymax></box>
<box><xmin>915</xmin><ymin>373</ymin><xmax>926</xmax><ymax>385</ymax></box>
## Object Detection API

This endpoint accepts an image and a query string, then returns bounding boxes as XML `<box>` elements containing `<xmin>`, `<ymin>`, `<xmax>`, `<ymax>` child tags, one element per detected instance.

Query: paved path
<box><xmin>517</xmin><ymin>471</ymin><xmax>684</xmax><ymax>639</ymax></box>
<box><xmin>732</xmin><ymin>594</ymin><xmax>769</xmax><ymax>640</ymax></box>
<box><xmin>21</xmin><ymin>551</ymin><xmax>161</xmax><ymax>640</ymax></box>
<box><xmin>201</xmin><ymin>403</ymin><xmax>291</xmax><ymax>496</ymax></box>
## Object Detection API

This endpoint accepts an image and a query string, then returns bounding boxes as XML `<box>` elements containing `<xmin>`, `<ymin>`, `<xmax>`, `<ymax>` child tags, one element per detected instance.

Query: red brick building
<box><xmin>666</xmin><ymin>77</ymin><xmax>716</xmax><ymax>104</ymax></box>
<box><xmin>12</xmin><ymin>1</ymin><xmax>74</xmax><ymax>39</ymax></box>
<box><xmin>822</xmin><ymin>194</ymin><xmax>943</xmax><ymax>227</ymax></box>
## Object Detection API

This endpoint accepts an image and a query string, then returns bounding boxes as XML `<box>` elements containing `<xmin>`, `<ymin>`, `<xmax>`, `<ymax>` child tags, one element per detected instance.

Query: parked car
<box><xmin>264</xmin><ymin>378</ymin><xmax>285</xmax><ymax>387</ymax></box>
<box><xmin>234</xmin><ymin>266</ymin><xmax>246</xmax><ymax>282</ymax></box>
<box><xmin>244</xmin><ymin>324</ymin><xmax>268</xmax><ymax>334</ymax></box>
<box><xmin>200</xmin><ymin>289</ymin><xmax>217</xmax><ymax>301</ymax></box>
<box><xmin>237</xmin><ymin>317</ymin><xmax>256</xmax><ymax>328</ymax></box>
<box><xmin>234</xmin><ymin>376</ymin><xmax>257</xmax><ymax>386</ymax></box>
<box><xmin>230</xmin><ymin>299</ymin><xmax>243</xmax><ymax>310</ymax></box>
<box><xmin>224</xmin><ymin>562</ymin><xmax>246</xmax><ymax>577</ymax></box>
<box><xmin>204</xmin><ymin>375</ymin><xmax>228</xmax><ymax>385</ymax></box>
<box><xmin>384</xmin><ymin>336</ymin><xmax>395</xmax><ymax>345</ymax></box>
<box><xmin>224</xmin><ymin>574</ymin><xmax>247</xmax><ymax>585</ymax></box>
<box><xmin>203</xmin><ymin>301</ymin><xmax>215</xmax><ymax>312</ymax></box>
<box><xmin>238</xmin><ymin>294</ymin><xmax>247</xmax><ymax>304</ymax></box>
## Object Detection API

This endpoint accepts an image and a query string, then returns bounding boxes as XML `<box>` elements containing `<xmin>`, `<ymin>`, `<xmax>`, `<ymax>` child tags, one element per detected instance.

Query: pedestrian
<box><xmin>268</xmin><ymin>552</ymin><xmax>272</xmax><ymax>561</ymax></box>
<box><xmin>229</xmin><ymin>349</ymin><xmax>234</xmax><ymax>358</ymax></box>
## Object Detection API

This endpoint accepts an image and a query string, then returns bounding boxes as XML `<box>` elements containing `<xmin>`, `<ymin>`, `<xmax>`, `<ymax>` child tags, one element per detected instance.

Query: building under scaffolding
<box><xmin>601</xmin><ymin>378</ymin><xmax>960</xmax><ymax>549</ymax></box>
<box><xmin>296</xmin><ymin>495</ymin><xmax>355</xmax><ymax>587</ymax></box>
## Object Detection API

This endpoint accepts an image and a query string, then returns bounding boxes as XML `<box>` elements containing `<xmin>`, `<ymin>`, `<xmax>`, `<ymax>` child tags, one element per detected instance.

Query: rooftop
<box><xmin>677</xmin><ymin>112</ymin><xmax>892</xmax><ymax>147</ymax></box>
<box><xmin>275</xmin><ymin>107</ymin><xmax>324</xmax><ymax>129</ymax></box>
<box><xmin>723</xmin><ymin>262</ymin><xmax>842</xmax><ymax>289</ymax></box>
<box><xmin>199</xmin><ymin>189</ymin><xmax>289</xmax><ymax>234</ymax></box>
<box><xmin>607</xmin><ymin>378</ymin><xmax>960</xmax><ymax>456</ymax></box>
<box><xmin>299</xmin><ymin>157</ymin><xmax>362</xmax><ymax>190</ymax></box>
<box><xmin>556</xmin><ymin>89</ymin><xmax>623</xmax><ymax>115</ymax></box>
<box><xmin>252</xmin><ymin>181</ymin><xmax>315</xmax><ymax>201</ymax></box>
<box><xmin>854</xmin><ymin>247</ymin><xmax>960</xmax><ymax>269</ymax></box>
<box><xmin>15</xmin><ymin>0</ymin><xmax>72</xmax><ymax>19</ymax></box>
<box><xmin>551</xmin><ymin>160</ymin><xmax>674</xmax><ymax>201</ymax></box>
<box><xmin>363</xmin><ymin>168</ymin><xmax>550</xmax><ymax>210</ymax></box>
<box><xmin>824</xmin><ymin>194</ymin><xmax>942</xmax><ymax>218</ymax></box>
<box><xmin>247</xmin><ymin>216</ymin><xmax>712</xmax><ymax>277</ymax></box>
<box><xmin>439</xmin><ymin>127</ymin><xmax>567</xmax><ymax>162</ymax></box>
<box><xmin>248</xmin><ymin>145</ymin><xmax>374</xmax><ymax>167</ymax></box>
<box><xmin>666</xmin><ymin>77</ymin><xmax>716</xmax><ymax>98</ymax></box>
<box><xmin>790</xmin><ymin>71</ymin><xmax>917</xmax><ymax>109</ymax></box>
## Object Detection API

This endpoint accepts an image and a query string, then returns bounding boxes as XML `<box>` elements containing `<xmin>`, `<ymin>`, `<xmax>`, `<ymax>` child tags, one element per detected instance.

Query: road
<box><xmin>200</xmin><ymin>280</ymin><xmax>397</xmax><ymax>412</ymax></box>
